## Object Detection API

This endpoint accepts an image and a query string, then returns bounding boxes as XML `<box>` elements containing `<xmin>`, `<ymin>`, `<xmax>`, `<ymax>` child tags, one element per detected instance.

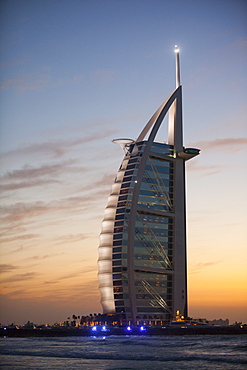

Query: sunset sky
<box><xmin>0</xmin><ymin>0</ymin><xmax>246</xmax><ymax>325</ymax></box>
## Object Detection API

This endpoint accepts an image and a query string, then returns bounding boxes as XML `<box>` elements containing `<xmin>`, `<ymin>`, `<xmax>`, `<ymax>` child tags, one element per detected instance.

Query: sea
<box><xmin>0</xmin><ymin>335</ymin><xmax>247</xmax><ymax>369</ymax></box>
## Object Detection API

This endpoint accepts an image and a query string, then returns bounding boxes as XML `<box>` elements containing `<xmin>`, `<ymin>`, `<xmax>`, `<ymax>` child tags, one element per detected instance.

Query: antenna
<box><xmin>174</xmin><ymin>45</ymin><xmax>180</xmax><ymax>88</ymax></box>
<box><xmin>168</xmin><ymin>45</ymin><xmax>182</xmax><ymax>149</ymax></box>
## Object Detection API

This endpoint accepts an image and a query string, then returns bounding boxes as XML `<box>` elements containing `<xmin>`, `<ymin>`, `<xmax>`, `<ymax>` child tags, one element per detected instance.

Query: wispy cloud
<box><xmin>44</xmin><ymin>266</ymin><xmax>96</xmax><ymax>285</ymax></box>
<box><xmin>92</xmin><ymin>173</ymin><xmax>116</xmax><ymax>188</ymax></box>
<box><xmin>0</xmin><ymin>178</ymin><xmax>62</xmax><ymax>192</ymax></box>
<box><xmin>1</xmin><ymin>161</ymin><xmax>76</xmax><ymax>181</ymax></box>
<box><xmin>1</xmin><ymin>272</ymin><xmax>39</xmax><ymax>283</ymax></box>
<box><xmin>190</xmin><ymin>261</ymin><xmax>222</xmax><ymax>274</ymax></box>
<box><xmin>93</xmin><ymin>69</ymin><xmax>116</xmax><ymax>84</ymax></box>
<box><xmin>187</xmin><ymin>163</ymin><xmax>223</xmax><ymax>176</ymax></box>
<box><xmin>0</xmin><ymin>73</ymin><xmax>50</xmax><ymax>92</ymax></box>
<box><xmin>0</xmin><ymin>264</ymin><xmax>19</xmax><ymax>273</ymax></box>
<box><xmin>0</xmin><ymin>185</ymin><xmax>108</xmax><ymax>234</ymax></box>
<box><xmin>54</xmin><ymin>233</ymin><xmax>89</xmax><ymax>245</ymax></box>
<box><xmin>27</xmin><ymin>252</ymin><xmax>65</xmax><ymax>261</ymax></box>
<box><xmin>0</xmin><ymin>275</ymin><xmax>100</xmax><ymax>305</ymax></box>
<box><xmin>0</xmin><ymin>72</ymin><xmax>83</xmax><ymax>93</ymax></box>
<box><xmin>190</xmin><ymin>138</ymin><xmax>247</xmax><ymax>153</ymax></box>
<box><xmin>56</xmin><ymin>75</ymin><xmax>82</xmax><ymax>86</ymax></box>
<box><xmin>0</xmin><ymin>57</ymin><xmax>28</xmax><ymax>69</ymax></box>
<box><xmin>0</xmin><ymin>198</ymin><xmax>84</xmax><ymax>225</ymax></box>
<box><xmin>2</xmin><ymin>129</ymin><xmax>119</xmax><ymax>160</ymax></box>
<box><xmin>0</xmin><ymin>234</ymin><xmax>40</xmax><ymax>244</ymax></box>
<box><xmin>0</xmin><ymin>160</ymin><xmax>82</xmax><ymax>193</ymax></box>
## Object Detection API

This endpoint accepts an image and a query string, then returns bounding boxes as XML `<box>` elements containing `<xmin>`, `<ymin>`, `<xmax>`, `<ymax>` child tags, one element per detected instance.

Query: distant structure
<box><xmin>98</xmin><ymin>47</ymin><xmax>200</xmax><ymax>324</ymax></box>
<box><xmin>208</xmin><ymin>318</ymin><xmax>229</xmax><ymax>326</ymax></box>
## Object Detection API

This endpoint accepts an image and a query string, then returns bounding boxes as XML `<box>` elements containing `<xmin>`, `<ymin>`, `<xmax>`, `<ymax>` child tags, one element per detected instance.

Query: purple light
<box><xmin>127</xmin><ymin>326</ymin><xmax>131</xmax><ymax>331</ymax></box>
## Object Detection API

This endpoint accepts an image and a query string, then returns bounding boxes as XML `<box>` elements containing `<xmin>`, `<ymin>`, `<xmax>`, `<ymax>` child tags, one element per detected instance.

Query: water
<box><xmin>0</xmin><ymin>335</ymin><xmax>246</xmax><ymax>369</ymax></box>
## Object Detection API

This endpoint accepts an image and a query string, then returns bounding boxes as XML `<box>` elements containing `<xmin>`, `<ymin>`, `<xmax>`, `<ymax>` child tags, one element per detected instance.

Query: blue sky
<box><xmin>0</xmin><ymin>0</ymin><xmax>247</xmax><ymax>324</ymax></box>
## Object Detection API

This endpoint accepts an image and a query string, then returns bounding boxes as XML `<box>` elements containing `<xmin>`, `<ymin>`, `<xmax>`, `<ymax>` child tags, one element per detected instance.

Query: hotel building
<box><xmin>98</xmin><ymin>47</ymin><xmax>200</xmax><ymax>324</ymax></box>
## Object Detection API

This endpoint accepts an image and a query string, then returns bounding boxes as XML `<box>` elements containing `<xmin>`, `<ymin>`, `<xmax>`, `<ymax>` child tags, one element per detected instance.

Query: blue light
<box><xmin>127</xmin><ymin>326</ymin><xmax>131</xmax><ymax>331</ymax></box>
<box><xmin>3</xmin><ymin>328</ymin><xmax>6</xmax><ymax>331</ymax></box>
<box><xmin>92</xmin><ymin>326</ymin><xmax>97</xmax><ymax>331</ymax></box>
<box><xmin>102</xmin><ymin>326</ymin><xmax>106</xmax><ymax>331</ymax></box>
<box><xmin>140</xmin><ymin>326</ymin><xmax>145</xmax><ymax>331</ymax></box>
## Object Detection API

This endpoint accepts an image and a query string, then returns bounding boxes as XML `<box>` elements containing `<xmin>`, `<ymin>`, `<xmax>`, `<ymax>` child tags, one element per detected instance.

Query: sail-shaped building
<box><xmin>98</xmin><ymin>47</ymin><xmax>200</xmax><ymax>324</ymax></box>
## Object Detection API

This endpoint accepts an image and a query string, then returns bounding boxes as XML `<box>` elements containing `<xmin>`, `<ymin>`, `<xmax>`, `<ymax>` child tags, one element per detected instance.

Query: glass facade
<box><xmin>98</xmin><ymin>141</ymin><xmax>176</xmax><ymax>322</ymax></box>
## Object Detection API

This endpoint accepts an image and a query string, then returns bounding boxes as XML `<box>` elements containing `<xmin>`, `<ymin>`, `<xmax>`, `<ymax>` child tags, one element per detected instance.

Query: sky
<box><xmin>0</xmin><ymin>0</ymin><xmax>246</xmax><ymax>325</ymax></box>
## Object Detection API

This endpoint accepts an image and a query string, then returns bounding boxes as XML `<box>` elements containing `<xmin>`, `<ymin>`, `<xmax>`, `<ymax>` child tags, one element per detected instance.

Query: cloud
<box><xmin>0</xmin><ymin>72</ymin><xmax>83</xmax><ymax>93</ymax></box>
<box><xmin>54</xmin><ymin>233</ymin><xmax>89</xmax><ymax>245</ymax></box>
<box><xmin>1</xmin><ymin>272</ymin><xmax>39</xmax><ymax>283</ymax></box>
<box><xmin>0</xmin><ymin>178</ymin><xmax>61</xmax><ymax>193</ymax></box>
<box><xmin>190</xmin><ymin>138</ymin><xmax>247</xmax><ymax>153</ymax></box>
<box><xmin>93</xmin><ymin>69</ymin><xmax>116</xmax><ymax>84</ymax></box>
<box><xmin>0</xmin><ymin>57</ymin><xmax>28</xmax><ymax>69</ymax></box>
<box><xmin>0</xmin><ymin>264</ymin><xmax>19</xmax><ymax>273</ymax></box>
<box><xmin>4</xmin><ymin>246</ymin><xmax>25</xmax><ymax>255</ymax></box>
<box><xmin>27</xmin><ymin>252</ymin><xmax>65</xmax><ymax>261</ymax></box>
<box><xmin>187</xmin><ymin>163</ymin><xmax>223</xmax><ymax>176</ymax></box>
<box><xmin>0</xmin><ymin>187</ymin><xmax>107</xmax><ymax>233</ymax></box>
<box><xmin>56</xmin><ymin>75</ymin><xmax>82</xmax><ymax>86</ymax></box>
<box><xmin>0</xmin><ymin>234</ymin><xmax>40</xmax><ymax>244</ymax></box>
<box><xmin>0</xmin><ymin>160</ymin><xmax>82</xmax><ymax>193</ymax></box>
<box><xmin>189</xmin><ymin>261</ymin><xmax>222</xmax><ymax>274</ymax></box>
<box><xmin>91</xmin><ymin>173</ymin><xmax>116</xmax><ymax>188</ymax></box>
<box><xmin>44</xmin><ymin>266</ymin><xmax>96</xmax><ymax>285</ymax></box>
<box><xmin>2</xmin><ymin>129</ymin><xmax>119</xmax><ymax>160</ymax></box>
<box><xmin>0</xmin><ymin>73</ymin><xmax>50</xmax><ymax>92</ymax></box>
<box><xmin>1</xmin><ymin>161</ymin><xmax>75</xmax><ymax>181</ymax></box>
<box><xmin>0</xmin><ymin>198</ymin><xmax>84</xmax><ymax>225</ymax></box>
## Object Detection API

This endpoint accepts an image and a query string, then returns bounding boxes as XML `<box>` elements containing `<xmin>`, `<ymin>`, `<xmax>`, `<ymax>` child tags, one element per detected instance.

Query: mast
<box><xmin>175</xmin><ymin>45</ymin><xmax>180</xmax><ymax>88</ymax></box>
<box><xmin>168</xmin><ymin>45</ymin><xmax>183</xmax><ymax>152</ymax></box>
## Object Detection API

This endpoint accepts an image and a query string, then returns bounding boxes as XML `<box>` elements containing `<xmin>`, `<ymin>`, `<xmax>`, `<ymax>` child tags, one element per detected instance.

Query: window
<box><xmin>113</xmin><ymin>280</ymin><xmax>122</xmax><ymax>286</ymax></box>
<box><xmin>115</xmin><ymin>300</ymin><xmax>124</xmax><ymax>306</ymax></box>
<box><xmin>116</xmin><ymin>307</ymin><xmax>125</xmax><ymax>313</ymax></box>
<box><xmin>123</xmin><ymin>176</ymin><xmax>132</xmax><ymax>182</ymax></box>
<box><xmin>113</xmin><ymin>267</ymin><xmax>121</xmax><ymax>272</ymax></box>
<box><xmin>115</xmin><ymin>220</ymin><xmax>124</xmax><ymax>227</ymax></box>
<box><xmin>114</xmin><ymin>227</ymin><xmax>123</xmax><ymax>233</ymax></box>
<box><xmin>126</xmin><ymin>164</ymin><xmax>136</xmax><ymax>170</ymax></box>
<box><xmin>114</xmin><ymin>287</ymin><xmax>123</xmax><ymax>293</ymax></box>
<box><xmin>117</xmin><ymin>201</ymin><xmax>126</xmax><ymax>207</ymax></box>
<box><xmin>121</xmin><ymin>182</ymin><xmax>130</xmax><ymax>189</ymax></box>
<box><xmin>118</xmin><ymin>195</ymin><xmax>128</xmax><ymax>201</ymax></box>
<box><xmin>113</xmin><ymin>234</ymin><xmax>122</xmax><ymax>240</ymax></box>
<box><xmin>120</xmin><ymin>188</ymin><xmax>129</xmax><ymax>194</ymax></box>
<box><xmin>114</xmin><ymin>294</ymin><xmax>123</xmax><ymax>300</ymax></box>
<box><xmin>115</xmin><ymin>214</ymin><xmax>125</xmax><ymax>220</ymax></box>
<box><xmin>129</xmin><ymin>158</ymin><xmax>139</xmax><ymax>164</ymax></box>
<box><xmin>125</xmin><ymin>170</ymin><xmax>134</xmax><ymax>176</ymax></box>
<box><xmin>116</xmin><ymin>208</ymin><xmax>125</xmax><ymax>214</ymax></box>
<box><xmin>113</xmin><ymin>260</ymin><xmax>121</xmax><ymax>266</ymax></box>
<box><xmin>113</xmin><ymin>240</ymin><xmax>122</xmax><ymax>246</ymax></box>
<box><xmin>113</xmin><ymin>247</ymin><xmax>122</xmax><ymax>253</ymax></box>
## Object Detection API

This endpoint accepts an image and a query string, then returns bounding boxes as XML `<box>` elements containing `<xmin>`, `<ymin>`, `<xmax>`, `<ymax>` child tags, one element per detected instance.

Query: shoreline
<box><xmin>1</xmin><ymin>325</ymin><xmax>247</xmax><ymax>337</ymax></box>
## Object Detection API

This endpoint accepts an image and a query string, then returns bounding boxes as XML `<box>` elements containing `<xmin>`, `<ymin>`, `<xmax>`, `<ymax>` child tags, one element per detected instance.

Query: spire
<box><xmin>167</xmin><ymin>45</ymin><xmax>183</xmax><ymax>151</ymax></box>
<box><xmin>174</xmin><ymin>45</ymin><xmax>180</xmax><ymax>88</ymax></box>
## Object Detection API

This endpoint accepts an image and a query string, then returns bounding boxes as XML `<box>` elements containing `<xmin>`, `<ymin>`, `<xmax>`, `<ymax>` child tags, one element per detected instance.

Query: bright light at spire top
<box><xmin>174</xmin><ymin>45</ymin><xmax>179</xmax><ymax>53</ymax></box>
